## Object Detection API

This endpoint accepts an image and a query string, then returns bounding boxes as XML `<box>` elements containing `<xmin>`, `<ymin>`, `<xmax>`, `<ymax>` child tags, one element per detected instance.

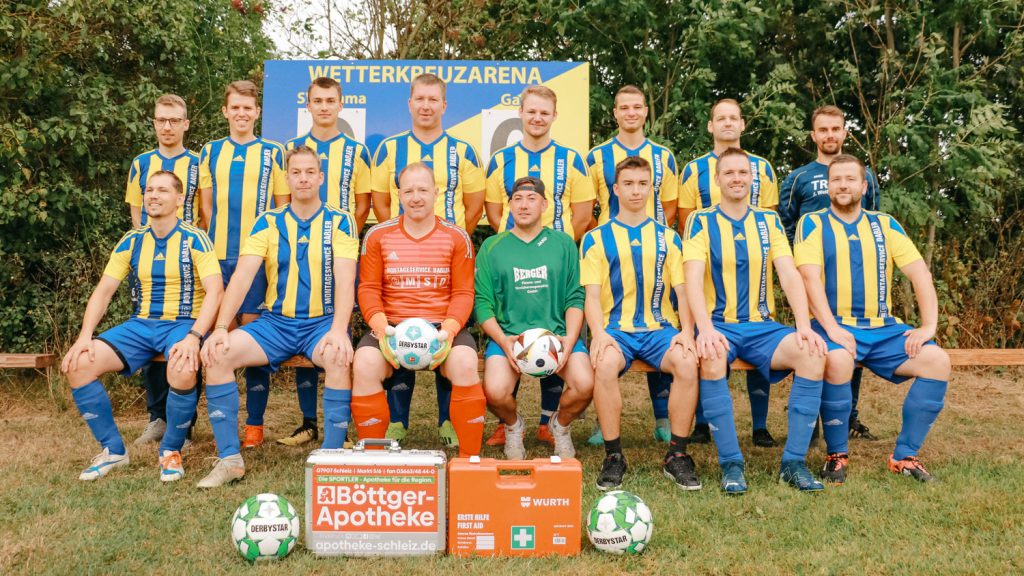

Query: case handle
<box><xmin>353</xmin><ymin>438</ymin><xmax>401</xmax><ymax>451</ymax></box>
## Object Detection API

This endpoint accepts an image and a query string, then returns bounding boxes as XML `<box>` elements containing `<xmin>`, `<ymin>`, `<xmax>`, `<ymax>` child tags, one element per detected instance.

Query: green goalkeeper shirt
<box><xmin>474</xmin><ymin>227</ymin><xmax>585</xmax><ymax>337</ymax></box>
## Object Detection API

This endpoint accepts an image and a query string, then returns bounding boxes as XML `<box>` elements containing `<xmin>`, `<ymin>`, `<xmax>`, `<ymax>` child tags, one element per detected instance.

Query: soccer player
<box><xmin>683</xmin><ymin>147</ymin><xmax>842</xmax><ymax>493</ymax></box>
<box><xmin>583</xmin><ymin>156</ymin><xmax>701</xmax><ymax>491</ymax></box>
<box><xmin>280</xmin><ymin>77</ymin><xmax>373</xmax><ymax>447</ymax></box>
<box><xmin>61</xmin><ymin>171</ymin><xmax>222</xmax><ymax>481</ymax></box>
<box><xmin>200</xmin><ymin>145</ymin><xmax>359</xmax><ymax>488</ymax></box>
<box><xmin>678</xmin><ymin>98</ymin><xmax>780</xmax><ymax>448</ymax></box>
<box><xmin>780</xmin><ymin>105</ymin><xmax>881</xmax><ymax>441</ymax></box>
<box><xmin>586</xmin><ymin>84</ymin><xmax>681</xmax><ymax>445</ymax></box>
<box><xmin>370</xmin><ymin>73</ymin><xmax>485</xmax><ymax>446</ymax></box>
<box><xmin>476</xmin><ymin>176</ymin><xmax>594</xmax><ymax>460</ymax></box>
<box><xmin>484</xmin><ymin>85</ymin><xmax>596</xmax><ymax>446</ymax></box>
<box><xmin>485</xmin><ymin>85</ymin><xmax>595</xmax><ymax>241</ymax></box>
<box><xmin>124</xmin><ymin>94</ymin><xmax>202</xmax><ymax>447</ymax></box>
<box><xmin>198</xmin><ymin>80</ymin><xmax>289</xmax><ymax>449</ymax></box>
<box><xmin>795</xmin><ymin>154</ymin><xmax>950</xmax><ymax>483</ymax></box>
<box><xmin>353</xmin><ymin>162</ymin><xmax>486</xmax><ymax>458</ymax></box>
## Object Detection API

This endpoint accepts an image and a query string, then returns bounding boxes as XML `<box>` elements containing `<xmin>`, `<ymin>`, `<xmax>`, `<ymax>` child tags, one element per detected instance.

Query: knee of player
<box><xmin>166</xmin><ymin>367</ymin><xmax>197</xmax><ymax>390</ymax></box>
<box><xmin>593</xmin><ymin>355</ymin><xmax>622</xmax><ymax>379</ymax></box>
<box><xmin>920</xmin><ymin>346</ymin><xmax>951</xmax><ymax>379</ymax></box>
<box><xmin>824</xmin><ymin>350</ymin><xmax>855</xmax><ymax>384</ymax></box>
<box><xmin>794</xmin><ymin>352</ymin><xmax>826</xmax><ymax>379</ymax></box>
<box><xmin>65</xmin><ymin>364</ymin><xmax>100</xmax><ymax>388</ymax></box>
<box><xmin>566</xmin><ymin>362</ymin><xmax>595</xmax><ymax>391</ymax></box>
<box><xmin>698</xmin><ymin>357</ymin><xmax>728</xmax><ymax>380</ymax></box>
<box><xmin>321</xmin><ymin>360</ymin><xmax>349</xmax><ymax>381</ymax></box>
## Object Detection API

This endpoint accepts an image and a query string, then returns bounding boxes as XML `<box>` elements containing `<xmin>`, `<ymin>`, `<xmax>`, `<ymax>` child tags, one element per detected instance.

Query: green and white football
<box><xmin>230</xmin><ymin>493</ymin><xmax>300</xmax><ymax>562</ymax></box>
<box><xmin>586</xmin><ymin>490</ymin><xmax>654</xmax><ymax>554</ymax></box>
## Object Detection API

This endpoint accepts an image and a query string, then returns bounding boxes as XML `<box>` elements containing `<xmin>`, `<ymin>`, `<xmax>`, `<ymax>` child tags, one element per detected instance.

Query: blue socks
<box><xmin>295</xmin><ymin>367</ymin><xmax>319</xmax><ymax>422</ymax></box>
<box><xmin>699</xmin><ymin>377</ymin><xmax>742</xmax><ymax>465</ymax></box>
<box><xmin>244</xmin><ymin>367</ymin><xmax>270</xmax><ymax>426</ymax></box>
<box><xmin>207</xmin><ymin>382</ymin><xmax>241</xmax><ymax>457</ymax></box>
<box><xmin>436</xmin><ymin>375</ymin><xmax>452</xmax><ymax>425</ymax></box>
<box><xmin>820</xmin><ymin>381</ymin><xmax>852</xmax><ymax>454</ymax></box>
<box><xmin>647</xmin><ymin>372</ymin><xmax>671</xmax><ymax>420</ymax></box>
<box><xmin>161</xmin><ymin>387</ymin><xmax>198</xmax><ymax>454</ymax></box>
<box><xmin>72</xmin><ymin>380</ymin><xmax>126</xmax><ymax>455</ymax></box>
<box><xmin>746</xmin><ymin>371</ymin><xmax>771</xmax><ymax>430</ymax></box>
<box><xmin>539</xmin><ymin>375</ymin><xmax>564</xmax><ymax>425</ymax></box>
<box><xmin>386</xmin><ymin>370</ymin><xmax>414</xmax><ymax>428</ymax></box>
<box><xmin>782</xmin><ymin>376</ymin><xmax>823</xmax><ymax>462</ymax></box>
<box><xmin>322</xmin><ymin>388</ymin><xmax>352</xmax><ymax>449</ymax></box>
<box><xmin>894</xmin><ymin>377</ymin><xmax>947</xmax><ymax>460</ymax></box>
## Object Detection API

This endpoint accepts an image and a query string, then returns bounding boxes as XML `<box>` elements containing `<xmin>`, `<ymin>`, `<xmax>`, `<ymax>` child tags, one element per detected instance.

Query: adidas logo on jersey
<box><xmin>630</xmin><ymin>239</ymin><xmax>642</xmax><ymax>247</ymax></box>
<box><xmin>233</xmin><ymin>155</ymin><xmax>245</xmax><ymax>162</ymax></box>
<box><xmin>154</xmin><ymin>252</ymin><xmax>166</xmax><ymax>261</ymax></box>
<box><xmin>319</xmin><ymin>153</ymin><xmax>328</xmax><ymax>160</ymax></box>
<box><xmin>298</xmin><ymin>236</ymin><xmax>310</xmax><ymax>244</ymax></box>
<box><xmin>385</xmin><ymin>251</ymin><xmax>400</xmax><ymax>261</ymax></box>
<box><xmin>529</xmin><ymin>164</ymin><xmax>541</xmax><ymax>173</ymax></box>
<box><xmin>848</xmin><ymin>234</ymin><xmax>860</xmax><ymax>240</ymax></box>
<box><xmin>421</xmin><ymin>154</ymin><xmax>433</xmax><ymax>162</ymax></box>
<box><xmin>734</xmin><ymin>233</ymin><xmax>746</xmax><ymax>240</ymax></box>
<box><xmin>82</xmin><ymin>412</ymin><xmax>99</xmax><ymax>421</ymax></box>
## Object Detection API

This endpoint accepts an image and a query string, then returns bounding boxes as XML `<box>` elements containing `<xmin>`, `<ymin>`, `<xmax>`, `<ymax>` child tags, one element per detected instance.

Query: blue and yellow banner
<box><xmin>263</xmin><ymin>60</ymin><xmax>590</xmax><ymax>162</ymax></box>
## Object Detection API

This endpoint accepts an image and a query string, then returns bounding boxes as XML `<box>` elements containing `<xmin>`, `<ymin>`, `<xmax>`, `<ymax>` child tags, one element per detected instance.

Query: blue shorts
<box><xmin>811</xmin><ymin>320</ymin><xmax>936</xmax><ymax>384</ymax></box>
<box><xmin>96</xmin><ymin>318</ymin><xmax>195</xmax><ymax>376</ymax></box>
<box><xmin>715</xmin><ymin>320</ymin><xmax>840</xmax><ymax>384</ymax></box>
<box><xmin>220</xmin><ymin>259</ymin><xmax>267</xmax><ymax>316</ymax></box>
<box><xmin>238</xmin><ymin>312</ymin><xmax>334</xmax><ymax>371</ymax></box>
<box><xmin>606</xmin><ymin>328</ymin><xmax>678</xmax><ymax>375</ymax></box>
<box><xmin>483</xmin><ymin>338</ymin><xmax>587</xmax><ymax>359</ymax></box>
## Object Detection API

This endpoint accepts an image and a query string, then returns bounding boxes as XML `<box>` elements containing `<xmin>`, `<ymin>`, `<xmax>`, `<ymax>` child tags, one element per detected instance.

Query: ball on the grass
<box><xmin>389</xmin><ymin>318</ymin><xmax>445</xmax><ymax>370</ymax></box>
<box><xmin>586</xmin><ymin>490</ymin><xmax>654</xmax><ymax>554</ymax></box>
<box><xmin>513</xmin><ymin>328</ymin><xmax>564</xmax><ymax>377</ymax></box>
<box><xmin>230</xmin><ymin>493</ymin><xmax>300</xmax><ymax>562</ymax></box>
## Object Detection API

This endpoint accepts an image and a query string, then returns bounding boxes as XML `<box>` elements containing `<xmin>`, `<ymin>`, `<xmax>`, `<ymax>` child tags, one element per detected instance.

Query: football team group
<box><xmin>60</xmin><ymin>72</ymin><xmax>951</xmax><ymax>494</ymax></box>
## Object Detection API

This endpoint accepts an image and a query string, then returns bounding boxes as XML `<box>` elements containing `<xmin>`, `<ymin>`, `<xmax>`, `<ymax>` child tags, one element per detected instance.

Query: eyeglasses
<box><xmin>153</xmin><ymin>117</ymin><xmax>186</xmax><ymax>127</ymax></box>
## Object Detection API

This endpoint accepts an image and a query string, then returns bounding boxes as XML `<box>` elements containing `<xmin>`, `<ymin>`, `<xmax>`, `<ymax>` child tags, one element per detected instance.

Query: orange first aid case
<box><xmin>447</xmin><ymin>456</ymin><xmax>582</xmax><ymax>557</ymax></box>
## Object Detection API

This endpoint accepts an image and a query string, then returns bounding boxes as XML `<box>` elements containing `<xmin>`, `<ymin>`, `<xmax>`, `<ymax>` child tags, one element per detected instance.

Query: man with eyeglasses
<box><xmin>123</xmin><ymin>94</ymin><xmax>202</xmax><ymax>448</ymax></box>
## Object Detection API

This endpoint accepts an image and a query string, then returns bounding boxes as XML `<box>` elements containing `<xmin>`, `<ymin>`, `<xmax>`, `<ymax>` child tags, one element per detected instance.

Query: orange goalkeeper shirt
<box><xmin>358</xmin><ymin>215</ymin><xmax>475</xmax><ymax>330</ymax></box>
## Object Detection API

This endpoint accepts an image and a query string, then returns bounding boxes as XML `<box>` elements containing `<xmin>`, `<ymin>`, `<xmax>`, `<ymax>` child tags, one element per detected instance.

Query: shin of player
<box><xmin>354</xmin><ymin>163</ymin><xmax>485</xmax><ymax>457</ymax></box>
<box><xmin>477</xmin><ymin>177</ymin><xmax>594</xmax><ymax>460</ymax></box>
<box><xmin>684</xmin><ymin>148</ymin><xmax>834</xmax><ymax>494</ymax></box>
<box><xmin>795</xmin><ymin>155</ymin><xmax>950</xmax><ymax>483</ymax></box>
<box><xmin>583</xmin><ymin>157</ymin><xmax>700</xmax><ymax>491</ymax></box>
<box><xmin>62</xmin><ymin>171</ymin><xmax>222</xmax><ymax>482</ymax></box>
<box><xmin>201</xmin><ymin>146</ymin><xmax>359</xmax><ymax>488</ymax></box>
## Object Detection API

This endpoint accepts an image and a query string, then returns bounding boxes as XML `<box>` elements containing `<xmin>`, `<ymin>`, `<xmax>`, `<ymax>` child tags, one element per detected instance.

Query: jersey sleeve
<box><xmin>485</xmin><ymin>155</ymin><xmax>505</xmax><ymax>204</ymax></box>
<box><xmin>460</xmin><ymin>143</ymin><xmax>486</xmax><ymax>193</ymax></box>
<box><xmin>885</xmin><ymin>216</ymin><xmax>924</xmax><ymax>268</ymax></box>
<box><xmin>760</xmin><ymin>161</ymin><xmax>779</xmax><ymax>208</ymax></box>
<box><xmin>678</xmin><ymin>162</ymin><xmax>699</xmax><ymax>210</ymax></box>
<box><xmin>198</xmin><ymin>143</ymin><xmax>213</xmax><ymax>189</ymax></box>
<box><xmin>579</xmin><ymin>231</ymin><xmax>607</xmax><ymax>286</ymax></box>
<box><xmin>370</xmin><ymin>141</ymin><xmax>391</xmax><ymax>193</ymax></box>
<box><xmin>586</xmin><ymin>150</ymin><xmax>609</xmax><ymax>219</ymax></box>
<box><xmin>240</xmin><ymin>213</ymin><xmax>272</xmax><ymax>258</ymax></box>
<box><xmin>357</xmin><ymin>226</ymin><xmax>386</xmax><ymax>321</ymax></box>
<box><xmin>189</xmin><ymin>230</ymin><xmax>222</xmax><ymax>280</ymax></box>
<box><xmin>445</xmin><ymin>227</ymin><xmax>476</xmax><ymax>330</ymax></box>
<box><xmin>682</xmin><ymin>213</ymin><xmax>710</xmax><ymax>263</ymax></box>
<box><xmin>793</xmin><ymin>214</ymin><xmax>824</xmax><ymax>268</ymax></box>
<box><xmin>125</xmin><ymin>157</ymin><xmax>143</xmax><ymax>206</ymax></box>
<box><xmin>473</xmin><ymin>240</ymin><xmax>497</xmax><ymax>324</ymax></box>
<box><xmin>666</xmin><ymin>229</ymin><xmax>685</xmax><ymax>288</ymax></box>
<box><xmin>778</xmin><ymin>169</ymin><xmax>799</xmax><ymax>240</ymax></box>
<box><xmin>564</xmin><ymin>236</ymin><xmax>585</xmax><ymax>310</ymax></box>
<box><xmin>353</xmin><ymin>144</ymin><xmax>373</xmax><ymax>195</ymax></box>
<box><xmin>271</xmin><ymin>145</ymin><xmax>288</xmax><ymax>198</ymax></box>
<box><xmin>767</xmin><ymin>213</ymin><xmax>792</xmax><ymax>260</ymax></box>
<box><xmin>568</xmin><ymin>152</ymin><xmax>596</xmax><ymax>203</ymax></box>
<box><xmin>660</xmin><ymin>151</ymin><xmax>680</xmax><ymax>203</ymax></box>
<box><xmin>331</xmin><ymin>213</ymin><xmax>360</xmax><ymax>261</ymax></box>
<box><xmin>102</xmin><ymin>232</ymin><xmax>136</xmax><ymax>281</ymax></box>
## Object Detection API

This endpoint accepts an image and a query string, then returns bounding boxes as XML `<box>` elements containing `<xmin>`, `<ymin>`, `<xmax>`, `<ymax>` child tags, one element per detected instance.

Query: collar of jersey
<box><xmin>286</xmin><ymin>203</ymin><xmax>325</xmax><ymax>226</ymax></box>
<box><xmin>714</xmin><ymin>204</ymin><xmax>752</xmax><ymax>225</ymax></box>
<box><xmin>509</xmin><ymin>226</ymin><xmax>550</xmax><ymax>246</ymax></box>
<box><xmin>154</xmin><ymin>149</ymin><xmax>192</xmax><ymax>162</ymax></box>
<box><xmin>610</xmin><ymin>216</ymin><xmax>654</xmax><ymax>231</ymax></box>
<box><xmin>827</xmin><ymin>207</ymin><xmax>864</xmax><ymax>229</ymax></box>
<box><xmin>398</xmin><ymin>215</ymin><xmax>439</xmax><ymax>242</ymax></box>
<box><xmin>307</xmin><ymin>131</ymin><xmax>346</xmax><ymax>146</ymax></box>
<box><xmin>147</xmin><ymin>219</ymin><xmax>181</xmax><ymax>243</ymax></box>
<box><xmin>612</xmin><ymin>136</ymin><xmax>649</xmax><ymax>154</ymax></box>
<box><xmin>517</xmin><ymin>139</ymin><xmax>556</xmax><ymax>156</ymax></box>
<box><xmin>227</xmin><ymin>136</ymin><xmax>261</xmax><ymax>148</ymax></box>
<box><xmin>410</xmin><ymin>130</ymin><xmax>448</xmax><ymax>148</ymax></box>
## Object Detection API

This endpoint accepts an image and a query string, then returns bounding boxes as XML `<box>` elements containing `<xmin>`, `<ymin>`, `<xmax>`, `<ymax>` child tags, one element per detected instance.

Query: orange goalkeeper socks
<box><xmin>451</xmin><ymin>383</ymin><xmax>486</xmax><ymax>457</ymax></box>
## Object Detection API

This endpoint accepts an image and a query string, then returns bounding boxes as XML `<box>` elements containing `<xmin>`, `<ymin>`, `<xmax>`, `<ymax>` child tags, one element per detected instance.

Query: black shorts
<box><xmin>356</xmin><ymin>326</ymin><xmax>477</xmax><ymax>351</ymax></box>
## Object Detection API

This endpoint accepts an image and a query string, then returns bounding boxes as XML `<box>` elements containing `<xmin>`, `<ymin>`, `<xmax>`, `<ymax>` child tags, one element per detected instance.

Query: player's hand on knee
<box><xmin>696</xmin><ymin>329</ymin><xmax>728</xmax><ymax>361</ymax></box>
<box><xmin>902</xmin><ymin>325</ymin><xmax>933</xmax><ymax>358</ymax></box>
<box><xmin>827</xmin><ymin>327</ymin><xmax>857</xmax><ymax>358</ymax></box>
<box><xmin>796</xmin><ymin>326</ymin><xmax>828</xmax><ymax>357</ymax></box>
<box><xmin>318</xmin><ymin>330</ymin><xmax>353</xmax><ymax>367</ymax></box>
<box><xmin>590</xmin><ymin>331</ymin><xmax>620</xmax><ymax>369</ymax></box>
<box><xmin>378</xmin><ymin>325</ymin><xmax>400</xmax><ymax>369</ymax></box>
<box><xmin>556</xmin><ymin>335</ymin><xmax>574</xmax><ymax>372</ymax></box>
<box><xmin>62</xmin><ymin>336</ymin><xmax>95</xmax><ymax>373</ymax></box>
<box><xmin>501</xmin><ymin>334</ymin><xmax>521</xmax><ymax>374</ymax></box>
<box><xmin>669</xmin><ymin>331</ymin><xmax>698</xmax><ymax>363</ymax></box>
<box><xmin>201</xmin><ymin>328</ymin><xmax>230</xmax><ymax>367</ymax></box>
<box><xmin>169</xmin><ymin>333</ymin><xmax>200</xmax><ymax>373</ymax></box>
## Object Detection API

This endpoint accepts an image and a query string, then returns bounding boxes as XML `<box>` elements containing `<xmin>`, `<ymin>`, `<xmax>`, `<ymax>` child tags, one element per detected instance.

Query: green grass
<box><xmin>2</xmin><ymin>369</ymin><xmax>1023</xmax><ymax>574</ymax></box>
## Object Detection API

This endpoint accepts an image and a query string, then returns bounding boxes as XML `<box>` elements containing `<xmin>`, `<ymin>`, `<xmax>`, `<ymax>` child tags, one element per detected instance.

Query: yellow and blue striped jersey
<box><xmin>102</xmin><ymin>222</ymin><xmax>220</xmax><ymax>320</ymax></box>
<box><xmin>794</xmin><ymin>209</ymin><xmax>923</xmax><ymax>327</ymax></box>
<box><xmin>371</xmin><ymin>131</ymin><xmax>485</xmax><ymax>229</ymax></box>
<box><xmin>241</xmin><ymin>204</ymin><xmax>360</xmax><ymax>319</ymax></box>
<box><xmin>487</xmin><ymin>141</ymin><xmax>596</xmax><ymax>239</ymax></box>
<box><xmin>285</xmin><ymin>132</ymin><xmax>371</xmax><ymax>214</ymax></box>
<box><xmin>683</xmin><ymin>207</ymin><xmax>791</xmax><ymax>323</ymax></box>
<box><xmin>124</xmin><ymin>149</ymin><xmax>201</xmax><ymax>225</ymax></box>
<box><xmin>580</xmin><ymin>218</ymin><xmax>684</xmax><ymax>332</ymax></box>
<box><xmin>679</xmin><ymin>150</ymin><xmax>778</xmax><ymax>210</ymax></box>
<box><xmin>199</xmin><ymin>137</ymin><xmax>287</xmax><ymax>261</ymax></box>
<box><xmin>586</xmin><ymin>137</ymin><xmax>678</xmax><ymax>225</ymax></box>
